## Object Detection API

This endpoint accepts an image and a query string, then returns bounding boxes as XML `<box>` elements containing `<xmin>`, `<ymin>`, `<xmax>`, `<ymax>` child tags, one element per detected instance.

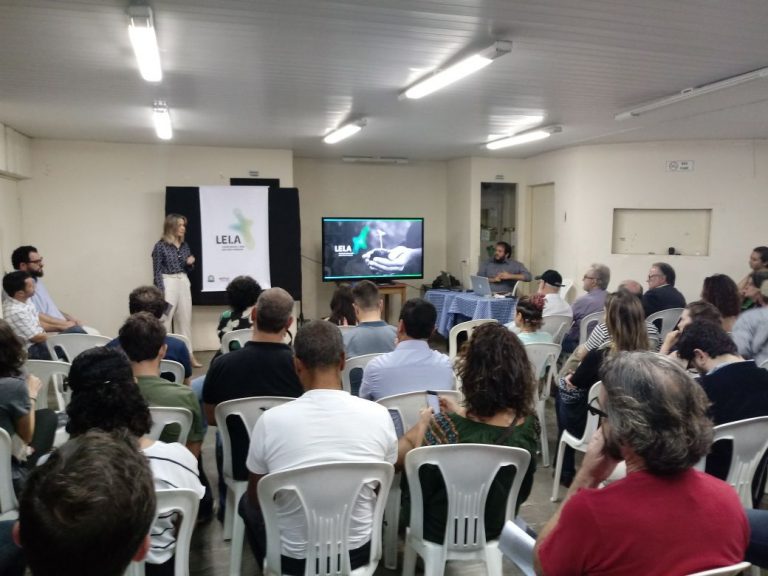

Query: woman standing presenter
<box><xmin>152</xmin><ymin>213</ymin><xmax>201</xmax><ymax>367</ymax></box>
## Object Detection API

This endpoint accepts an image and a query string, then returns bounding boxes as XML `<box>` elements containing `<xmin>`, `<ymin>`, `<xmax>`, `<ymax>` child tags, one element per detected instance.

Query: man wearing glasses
<box><xmin>561</xmin><ymin>264</ymin><xmax>610</xmax><ymax>353</ymax></box>
<box><xmin>10</xmin><ymin>245</ymin><xmax>86</xmax><ymax>334</ymax></box>
<box><xmin>534</xmin><ymin>352</ymin><xmax>748</xmax><ymax>575</ymax></box>
<box><xmin>642</xmin><ymin>261</ymin><xmax>686</xmax><ymax>317</ymax></box>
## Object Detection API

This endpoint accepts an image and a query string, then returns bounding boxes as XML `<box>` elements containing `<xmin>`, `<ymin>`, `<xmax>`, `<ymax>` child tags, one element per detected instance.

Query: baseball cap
<box><xmin>535</xmin><ymin>269</ymin><xmax>563</xmax><ymax>287</ymax></box>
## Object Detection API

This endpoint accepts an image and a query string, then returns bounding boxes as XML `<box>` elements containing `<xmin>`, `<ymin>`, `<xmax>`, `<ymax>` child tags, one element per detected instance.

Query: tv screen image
<box><xmin>322</xmin><ymin>217</ymin><xmax>424</xmax><ymax>282</ymax></box>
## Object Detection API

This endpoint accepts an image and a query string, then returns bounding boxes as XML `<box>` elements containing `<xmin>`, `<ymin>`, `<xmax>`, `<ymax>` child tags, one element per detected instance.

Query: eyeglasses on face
<box><xmin>27</xmin><ymin>258</ymin><xmax>43</xmax><ymax>265</ymax></box>
<box><xmin>647</xmin><ymin>274</ymin><xmax>662</xmax><ymax>281</ymax></box>
<box><xmin>587</xmin><ymin>402</ymin><xmax>608</xmax><ymax>420</ymax></box>
<box><xmin>583</xmin><ymin>275</ymin><xmax>596</xmax><ymax>280</ymax></box>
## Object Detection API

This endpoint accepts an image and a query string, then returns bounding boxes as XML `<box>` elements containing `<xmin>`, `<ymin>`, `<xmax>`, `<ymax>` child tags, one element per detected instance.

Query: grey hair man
<box><xmin>643</xmin><ymin>261</ymin><xmax>686</xmax><ymax>317</ymax></box>
<box><xmin>535</xmin><ymin>352</ymin><xmax>748</xmax><ymax>574</ymax></box>
<box><xmin>562</xmin><ymin>263</ymin><xmax>611</xmax><ymax>352</ymax></box>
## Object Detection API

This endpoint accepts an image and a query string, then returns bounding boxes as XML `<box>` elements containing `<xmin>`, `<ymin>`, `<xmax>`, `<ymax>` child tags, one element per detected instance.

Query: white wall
<box><xmin>18</xmin><ymin>140</ymin><xmax>293</xmax><ymax>348</ymax></box>
<box><xmin>526</xmin><ymin>140</ymin><xmax>768</xmax><ymax>302</ymax></box>
<box><xmin>0</xmin><ymin>176</ymin><xmax>21</xmax><ymax>276</ymax></box>
<box><xmin>294</xmin><ymin>158</ymin><xmax>448</xmax><ymax>322</ymax></box>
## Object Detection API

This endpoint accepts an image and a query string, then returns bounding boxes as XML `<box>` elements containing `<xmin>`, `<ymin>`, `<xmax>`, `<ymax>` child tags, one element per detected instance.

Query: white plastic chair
<box><xmin>402</xmin><ymin>444</ymin><xmax>531</xmax><ymax>576</ymax></box>
<box><xmin>646</xmin><ymin>308</ymin><xmax>684</xmax><ymax>341</ymax></box>
<box><xmin>45</xmin><ymin>333</ymin><xmax>111</xmax><ymax>363</ymax></box>
<box><xmin>540</xmin><ymin>315</ymin><xmax>572</xmax><ymax>346</ymax></box>
<box><xmin>687</xmin><ymin>562</ymin><xmax>752</xmax><ymax>576</ymax></box>
<box><xmin>24</xmin><ymin>359</ymin><xmax>71</xmax><ymax>410</ymax></box>
<box><xmin>0</xmin><ymin>429</ymin><xmax>18</xmax><ymax>520</ymax></box>
<box><xmin>341</xmin><ymin>353</ymin><xmax>382</xmax><ymax>395</ymax></box>
<box><xmin>376</xmin><ymin>390</ymin><xmax>463</xmax><ymax>570</ymax></box>
<box><xmin>448</xmin><ymin>319</ymin><xmax>498</xmax><ymax>359</ymax></box>
<box><xmin>124</xmin><ymin>488</ymin><xmax>201</xmax><ymax>576</ymax></box>
<box><xmin>257</xmin><ymin>461</ymin><xmax>394</xmax><ymax>576</ymax></box>
<box><xmin>695</xmin><ymin>416</ymin><xmax>768</xmax><ymax>508</ymax></box>
<box><xmin>498</xmin><ymin>520</ymin><xmax>535</xmax><ymax>576</ymax></box>
<box><xmin>215</xmin><ymin>396</ymin><xmax>294</xmax><ymax>576</ymax></box>
<box><xmin>159</xmin><ymin>359</ymin><xmax>185</xmax><ymax>384</ymax></box>
<box><xmin>560</xmin><ymin>278</ymin><xmax>574</xmax><ymax>303</ymax></box>
<box><xmin>220</xmin><ymin>328</ymin><xmax>251</xmax><ymax>354</ymax></box>
<box><xmin>524</xmin><ymin>342</ymin><xmax>561</xmax><ymax>467</ymax></box>
<box><xmin>759</xmin><ymin>358</ymin><xmax>768</xmax><ymax>370</ymax></box>
<box><xmin>551</xmin><ymin>381</ymin><xmax>602</xmax><ymax>502</ymax></box>
<box><xmin>148</xmin><ymin>407</ymin><xmax>193</xmax><ymax>445</ymax></box>
<box><xmin>578</xmin><ymin>310</ymin><xmax>605</xmax><ymax>347</ymax></box>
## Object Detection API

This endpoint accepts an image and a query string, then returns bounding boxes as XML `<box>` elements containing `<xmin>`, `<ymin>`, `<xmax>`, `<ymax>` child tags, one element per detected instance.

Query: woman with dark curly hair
<box><xmin>397</xmin><ymin>322</ymin><xmax>539</xmax><ymax>543</ymax></box>
<box><xmin>66</xmin><ymin>347</ymin><xmax>204</xmax><ymax>576</ymax></box>
<box><xmin>509</xmin><ymin>293</ymin><xmax>553</xmax><ymax>344</ymax></box>
<box><xmin>217</xmin><ymin>275</ymin><xmax>263</xmax><ymax>345</ymax></box>
<box><xmin>701</xmin><ymin>273</ymin><xmax>741</xmax><ymax>332</ymax></box>
<box><xmin>327</xmin><ymin>284</ymin><xmax>356</xmax><ymax>327</ymax></box>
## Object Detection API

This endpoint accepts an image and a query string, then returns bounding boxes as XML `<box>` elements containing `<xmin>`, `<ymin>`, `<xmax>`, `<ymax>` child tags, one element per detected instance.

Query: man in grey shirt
<box><xmin>477</xmin><ymin>241</ymin><xmax>532</xmax><ymax>293</ymax></box>
<box><xmin>732</xmin><ymin>269</ymin><xmax>768</xmax><ymax>367</ymax></box>
<box><xmin>342</xmin><ymin>280</ymin><xmax>397</xmax><ymax>357</ymax></box>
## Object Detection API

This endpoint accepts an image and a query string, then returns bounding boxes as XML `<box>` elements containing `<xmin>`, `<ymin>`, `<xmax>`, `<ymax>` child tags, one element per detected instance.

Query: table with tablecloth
<box><xmin>425</xmin><ymin>290</ymin><xmax>518</xmax><ymax>337</ymax></box>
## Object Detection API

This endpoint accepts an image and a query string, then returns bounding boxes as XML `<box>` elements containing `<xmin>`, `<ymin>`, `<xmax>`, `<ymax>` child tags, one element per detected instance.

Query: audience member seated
<box><xmin>359</xmin><ymin>298</ymin><xmax>453</xmax><ymax>401</ymax></box>
<box><xmin>701</xmin><ymin>273</ymin><xmax>741</xmax><ymax>332</ymax></box>
<box><xmin>739</xmin><ymin>246</ymin><xmax>768</xmax><ymax>310</ymax></box>
<box><xmin>732</xmin><ymin>269</ymin><xmax>768</xmax><ymax>368</ymax></box>
<box><xmin>658</xmin><ymin>300</ymin><xmax>721</xmax><ymax>358</ymax></box>
<box><xmin>556</xmin><ymin>290</ymin><xmax>649</xmax><ymax>487</ymax></box>
<box><xmin>326</xmin><ymin>283</ymin><xmax>356</xmax><ymax>327</ymax></box>
<box><xmin>396</xmin><ymin>322</ymin><xmax>539</xmax><ymax>543</ymax></box>
<box><xmin>238</xmin><ymin>320</ymin><xmax>397</xmax><ymax>574</ymax></box>
<box><xmin>65</xmin><ymin>347</ymin><xmax>205</xmax><ymax>576</ymax></box>
<box><xmin>535</xmin><ymin>269</ymin><xmax>572</xmax><ymax>318</ymax></box>
<box><xmin>642</xmin><ymin>261</ymin><xmax>686</xmax><ymax>317</ymax></box>
<box><xmin>561</xmin><ymin>263</ymin><xmax>610</xmax><ymax>352</ymax></box>
<box><xmin>106</xmin><ymin>285</ymin><xmax>192</xmax><ymax>383</ymax></box>
<box><xmin>0</xmin><ymin>319</ymin><xmax>57</xmax><ymax>492</ymax></box>
<box><xmin>476</xmin><ymin>241</ymin><xmax>532</xmax><ymax>294</ymax></box>
<box><xmin>217</xmin><ymin>275</ymin><xmax>262</xmax><ymax>349</ymax></box>
<box><xmin>535</xmin><ymin>352</ymin><xmax>748</xmax><ymax>575</ymax></box>
<box><xmin>15</xmin><ymin>430</ymin><xmax>156</xmax><ymax>576</ymax></box>
<box><xmin>342</xmin><ymin>280</ymin><xmax>397</xmax><ymax>357</ymax></box>
<box><xmin>10</xmin><ymin>245</ymin><xmax>86</xmax><ymax>334</ymax></box>
<box><xmin>506</xmin><ymin>294</ymin><xmax>553</xmax><ymax>345</ymax></box>
<box><xmin>2</xmin><ymin>272</ymin><xmax>51</xmax><ymax>360</ymax></box>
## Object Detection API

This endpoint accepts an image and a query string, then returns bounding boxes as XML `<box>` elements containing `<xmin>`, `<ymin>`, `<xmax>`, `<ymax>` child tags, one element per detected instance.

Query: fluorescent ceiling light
<box><xmin>615</xmin><ymin>65</ymin><xmax>768</xmax><ymax>120</ymax></box>
<box><xmin>486</xmin><ymin>125</ymin><xmax>562</xmax><ymax>150</ymax></box>
<box><xmin>401</xmin><ymin>41</ymin><xmax>512</xmax><ymax>100</ymax></box>
<box><xmin>342</xmin><ymin>156</ymin><xmax>409</xmax><ymax>165</ymax></box>
<box><xmin>153</xmin><ymin>101</ymin><xmax>172</xmax><ymax>140</ymax></box>
<box><xmin>323</xmin><ymin>119</ymin><xmax>366</xmax><ymax>144</ymax></box>
<box><xmin>128</xmin><ymin>5</ymin><xmax>162</xmax><ymax>82</ymax></box>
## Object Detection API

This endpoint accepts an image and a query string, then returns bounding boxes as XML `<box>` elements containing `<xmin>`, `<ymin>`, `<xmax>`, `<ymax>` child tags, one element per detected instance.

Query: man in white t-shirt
<box><xmin>536</xmin><ymin>269</ymin><xmax>573</xmax><ymax>318</ymax></box>
<box><xmin>239</xmin><ymin>320</ymin><xmax>398</xmax><ymax>574</ymax></box>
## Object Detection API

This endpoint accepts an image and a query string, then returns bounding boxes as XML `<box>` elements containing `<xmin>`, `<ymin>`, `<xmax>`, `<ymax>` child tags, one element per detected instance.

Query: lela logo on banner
<box><xmin>216</xmin><ymin>209</ymin><xmax>255</xmax><ymax>251</ymax></box>
<box><xmin>334</xmin><ymin>225</ymin><xmax>369</xmax><ymax>258</ymax></box>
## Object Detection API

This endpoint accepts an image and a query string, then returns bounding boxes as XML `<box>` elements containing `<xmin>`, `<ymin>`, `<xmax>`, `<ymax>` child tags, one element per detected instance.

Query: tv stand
<box><xmin>377</xmin><ymin>282</ymin><xmax>408</xmax><ymax>323</ymax></box>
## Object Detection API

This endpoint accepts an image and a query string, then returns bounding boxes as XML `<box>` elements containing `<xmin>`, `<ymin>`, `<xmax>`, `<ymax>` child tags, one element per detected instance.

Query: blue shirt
<box><xmin>564</xmin><ymin>288</ymin><xmax>607</xmax><ymax>342</ymax></box>
<box><xmin>342</xmin><ymin>321</ymin><xmax>397</xmax><ymax>358</ymax></box>
<box><xmin>107</xmin><ymin>335</ymin><xmax>192</xmax><ymax>378</ymax></box>
<box><xmin>30</xmin><ymin>278</ymin><xmax>65</xmax><ymax>320</ymax></box>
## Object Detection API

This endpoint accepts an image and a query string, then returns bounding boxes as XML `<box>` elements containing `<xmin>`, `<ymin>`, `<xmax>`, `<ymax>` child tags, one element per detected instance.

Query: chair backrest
<box><xmin>540</xmin><ymin>315</ymin><xmax>572</xmax><ymax>345</ymax></box>
<box><xmin>220</xmin><ymin>328</ymin><xmax>252</xmax><ymax>354</ymax></box>
<box><xmin>581</xmin><ymin>381</ymin><xmax>604</xmax><ymax>443</ymax></box>
<box><xmin>695</xmin><ymin>416</ymin><xmax>768</xmax><ymax>507</ymax></box>
<box><xmin>448</xmin><ymin>319</ymin><xmax>498</xmax><ymax>359</ymax></box>
<box><xmin>124</xmin><ymin>488</ymin><xmax>201</xmax><ymax>576</ymax></box>
<box><xmin>168</xmin><ymin>333</ymin><xmax>193</xmax><ymax>354</ymax></box>
<box><xmin>759</xmin><ymin>358</ymin><xmax>768</xmax><ymax>370</ymax></box>
<box><xmin>45</xmin><ymin>333</ymin><xmax>112</xmax><ymax>363</ymax></box>
<box><xmin>646</xmin><ymin>308</ymin><xmax>684</xmax><ymax>341</ymax></box>
<box><xmin>24</xmin><ymin>359</ymin><xmax>71</xmax><ymax>411</ymax></box>
<box><xmin>405</xmin><ymin>444</ymin><xmax>531</xmax><ymax>551</ymax></box>
<box><xmin>687</xmin><ymin>561</ymin><xmax>752</xmax><ymax>576</ymax></box>
<box><xmin>0</xmin><ymin>428</ymin><xmax>17</xmax><ymax>516</ymax></box>
<box><xmin>159</xmin><ymin>359</ymin><xmax>185</xmax><ymax>384</ymax></box>
<box><xmin>257</xmin><ymin>461</ymin><xmax>394</xmax><ymax>576</ymax></box>
<box><xmin>340</xmin><ymin>353</ymin><xmax>382</xmax><ymax>395</ymax></box>
<box><xmin>377</xmin><ymin>390</ymin><xmax>463</xmax><ymax>432</ymax></box>
<box><xmin>498</xmin><ymin>520</ymin><xmax>536</xmax><ymax>576</ymax></box>
<box><xmin>148</xmin><ymin>407</ymin><xmax>193</xmax><ymax>445</ymax></box>
<box><xmin>214</xmin><ymin>396</ymin><xmax>294</xmax><ymax>481</ymax></box>
<box><xmin>524</xmin><ymin>342</ymin><xmax>561</xmax><ymax>402</ymax></box>
<box><xmin>578</xmin><ymin>310</ymin><xmax>605</xmax><ymax>347</ymax></box>
<box><xmin>560</xmin><ymin>278</ymin><xmax>574</xmax><ymax>303</ymax></box>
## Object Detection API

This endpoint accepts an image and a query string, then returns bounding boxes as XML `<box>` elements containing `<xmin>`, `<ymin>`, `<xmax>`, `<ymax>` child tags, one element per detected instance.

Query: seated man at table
<box><xmin>359</xmin><ymin>298</ymin><xmax>454</xmax><ymax>401</ymax></box>
<box><xmin>342</xmin><ymin>280</ymin><xmax>397</xmax><ymax>357</ymax></box>
<box><xmin>477</xmin><ymin>241</ymin><xmax>531</xmax><ymax>294</ymax></box>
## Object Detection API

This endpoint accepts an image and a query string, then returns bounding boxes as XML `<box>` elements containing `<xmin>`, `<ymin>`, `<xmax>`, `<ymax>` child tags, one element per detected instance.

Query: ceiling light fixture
<box><xmin>342</xmin><ymin>156</ymin><xmax>409</xmax><ymax>165</ymax></box>
<box><xmin>615</xmin><ymin>65</ymin><xmax>768</xmax><ymax>121</ymax></box>
<box><xmin>486</xmin><ymin>125</ymin><xmax>562</xmax><ymax>150</ymax></box>
<box><xmin>401</xmin><ymin>41</ymin><xmax>512</xmax><ymax>100</ymax></box>
<box><xmin>323</xmin><ymin>119</ymin><xmax>366</xmax><ymax>144</ymax></box>
<box><xmin>153</xmin><ymin>101</ymin><xmax>172</xmax><ymax>140</ymax></box>
<box><xmin>128</xmin><ymin>5</ymin><xmax>162</xmax><ymax>82</ymax></box>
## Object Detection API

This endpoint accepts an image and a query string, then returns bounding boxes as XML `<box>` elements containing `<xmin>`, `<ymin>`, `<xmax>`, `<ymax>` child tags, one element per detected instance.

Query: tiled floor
<box><xmin>188</xmin><ymin>347</ymin><xmax>563</xmax><ymax>576</ymax></box>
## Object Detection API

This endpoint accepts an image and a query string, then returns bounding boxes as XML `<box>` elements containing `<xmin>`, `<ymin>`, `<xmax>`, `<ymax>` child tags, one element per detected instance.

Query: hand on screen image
<box><xmin>364</xmin><ymin>246</ymin><xmax>422</xmax><ymax>273</ymax></box>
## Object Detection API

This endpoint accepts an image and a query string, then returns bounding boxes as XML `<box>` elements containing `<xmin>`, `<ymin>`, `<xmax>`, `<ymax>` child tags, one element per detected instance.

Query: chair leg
<box><xmin>538</xmin><ymin>400</ymin><xmax>550</xmax><ymax>467</ymax></box>
<box><xmin>229</xmin><ymin>513</ymin><xmax>245</xmax><ymax>576</ymax></box>
<box><xmin>485</xmin><ymin>546</ymin><xmax>503</xmax><ymax>576</ymax></box>
<box><xmin>421</xmin><ymin>548</ymin><xmax>446</xmax><ymax>576</ymax></box>
<box><xmin>383</xmin><ymin>482</ymin><xmax>401</xmax><ymax>570</ymax></box>
<box><xmin>223</xmin><ymin>485</ymin><xmax>234</xmax><ymax>541</ymax></box>
<box><xmin>551</xmin><ymin>438</ymin><xmax>567</xmax><ymax>502</ymax></box>
<box><xmin>402</xmin><ymin>532</ymin><xmax>418</xmax><ymax>576</ymax></box>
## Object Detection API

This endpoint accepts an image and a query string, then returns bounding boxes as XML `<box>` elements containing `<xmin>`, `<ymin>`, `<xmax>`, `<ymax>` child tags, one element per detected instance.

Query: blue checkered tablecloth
<box><xmin>425</xmin><ymin>290</ymin><xmax>518</xmax><ymax>337</ymax></box>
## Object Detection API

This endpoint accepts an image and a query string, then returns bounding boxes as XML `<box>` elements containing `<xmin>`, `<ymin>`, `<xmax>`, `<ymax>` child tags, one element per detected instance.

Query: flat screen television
<box><xmin>322</xmin><ymin>217</ymin><xmax>424</xmax><ymax>282</ymax></box>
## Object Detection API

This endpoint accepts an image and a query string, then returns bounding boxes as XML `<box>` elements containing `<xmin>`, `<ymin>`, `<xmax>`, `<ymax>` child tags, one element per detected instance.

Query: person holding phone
<box><xmin>151</xmin><ymin>213</ymin><xmax>201</xmax><ymax>367</ymax></box>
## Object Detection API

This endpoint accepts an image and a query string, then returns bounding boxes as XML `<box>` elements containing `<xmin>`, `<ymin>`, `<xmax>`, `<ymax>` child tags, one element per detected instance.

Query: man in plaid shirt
<box><xmin>2</xmin><ymin>271</ymin><xmax>52</xmax><ymax>359</ymax></box>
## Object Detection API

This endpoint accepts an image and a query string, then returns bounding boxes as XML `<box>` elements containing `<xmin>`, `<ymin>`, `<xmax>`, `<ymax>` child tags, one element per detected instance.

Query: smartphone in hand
<box><xmin>426</xmin><ymin>390</ymin><xmax>440</xmax><ymax>413</ymax></box>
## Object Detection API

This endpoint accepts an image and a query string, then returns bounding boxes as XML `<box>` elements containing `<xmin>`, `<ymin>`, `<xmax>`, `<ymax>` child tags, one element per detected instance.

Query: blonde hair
<box><xmin>605</xmin><ymin>291</ymin><xmax>649</xmax><ymax>353</ymax></box>
<box><xmin>162</xmin><ymin>213</ymin><xmax>187</xmax><ymax>244</ymax></box>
